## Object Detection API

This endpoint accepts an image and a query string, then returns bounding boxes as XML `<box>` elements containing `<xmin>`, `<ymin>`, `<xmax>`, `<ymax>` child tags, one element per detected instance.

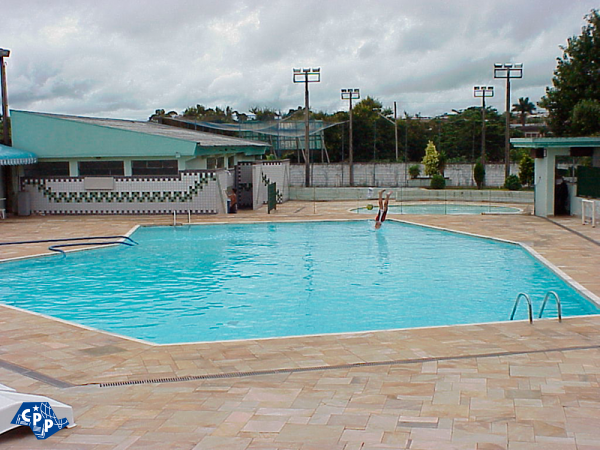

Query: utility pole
<box><xmin>0</xmin><ymin>48</ymin><xmax>10</xmax><ymax>146</ymax></box>
<box><xmin>373</xmin><ymin>106</ymin><xmax>399</xmax><ymax>162</ymax></box>
<box><xmin>404</xmin><ymin>113</ymin><xmax>409</xmax><ymax>186</ymax></box>
<box><xmin>341</xmin><ymin>88</ymin><xmax>360</xmax><ymax>186</ymax></box>
<box><xmin>393</xmin><ymin>101</ymin><xmax>398</xmax><ymax>161</ymax></box>
<box><xmin>473</xmin><ymin>86</ymin><xmax>494</xmax><ymax>164</ymax></box>
<box><xmin>494</xmin><ymin>63</ymin><xmax>523</xmax><ymax>178</ymax></box>
<box><xmin>293</xmin><ymin>68</ymin><xmax>320</xmax><ymax>187</ymax></box>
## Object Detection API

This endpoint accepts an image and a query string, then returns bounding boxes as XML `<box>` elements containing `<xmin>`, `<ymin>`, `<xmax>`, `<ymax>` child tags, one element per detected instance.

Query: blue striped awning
<box><xmin>0</xmin><ymin>144</ymin><xmax>37</xmax><ymax>165</ymax></box>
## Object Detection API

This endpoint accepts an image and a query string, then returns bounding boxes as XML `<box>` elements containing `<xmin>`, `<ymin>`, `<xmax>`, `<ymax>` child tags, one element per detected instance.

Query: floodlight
<box><xmin>293</xmin><ymin>67</ymin><xmax>322</xmax><ymax>186</ymax></box>
<box><xmin>492</xmin><ymin>62</ymin><xmax>524</xmax><ymax>178</ymax></box>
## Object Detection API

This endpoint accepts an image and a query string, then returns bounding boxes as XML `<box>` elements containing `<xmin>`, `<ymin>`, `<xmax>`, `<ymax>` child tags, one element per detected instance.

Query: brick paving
<box><xmin>1</xmin><ymin>200</ymin><xmax>600</xmax><ymax>449</ymax></box>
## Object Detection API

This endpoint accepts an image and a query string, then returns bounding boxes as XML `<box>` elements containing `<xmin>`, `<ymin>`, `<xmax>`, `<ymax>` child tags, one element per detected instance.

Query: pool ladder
<box><xmin>509</xmin><ymin>291</ymin><xmax>562</xmax><ymax>323</ymax></box>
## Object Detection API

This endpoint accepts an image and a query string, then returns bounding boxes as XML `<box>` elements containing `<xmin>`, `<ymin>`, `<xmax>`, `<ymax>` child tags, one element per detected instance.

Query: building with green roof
<box><xmin>5</xmin><ymin>111</ymin><xmax>288</xmax><ymax>215</ymax></box>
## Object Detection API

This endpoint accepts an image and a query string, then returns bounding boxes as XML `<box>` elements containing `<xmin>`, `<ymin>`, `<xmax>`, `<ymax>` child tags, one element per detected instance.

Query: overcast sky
<box><xmin>1</xmin><ymin>0</ymin><xmax>597</xmax><ymax>121</ymax></box>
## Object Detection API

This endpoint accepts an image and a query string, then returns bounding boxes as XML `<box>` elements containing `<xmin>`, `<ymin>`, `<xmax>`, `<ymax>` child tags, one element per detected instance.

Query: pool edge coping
<box><xmin>1</xmin><ymin>217</ymin><xmax>598</xmax><ymax>347</ymax></box>
<box><xmin>392</xmin><ymin>217</ymin><xmax>600</xmax><ymax>309</ymax></box>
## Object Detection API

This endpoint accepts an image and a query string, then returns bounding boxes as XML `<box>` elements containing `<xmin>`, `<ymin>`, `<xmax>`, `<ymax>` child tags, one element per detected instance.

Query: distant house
<box><xmin>511</xmin><ymin>123</ymin><xmax>546</xmax><ymax>139</ymax></box>
<box><xmin>7</xmin><ymin>111</ymin><xmax>288</xmax><ymax>215</ymax></box>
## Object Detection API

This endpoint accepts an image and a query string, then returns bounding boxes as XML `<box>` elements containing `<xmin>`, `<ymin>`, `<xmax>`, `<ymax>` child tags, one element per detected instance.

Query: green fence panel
<box><xmin>268</xmin><ymin>182</ymin><xmax>277</xmax><ymax>214</ymax></box>
<box><xmin>577</xmin><ymin>166</ymin><xmax>600</xmax><ymax>199</ymax></box>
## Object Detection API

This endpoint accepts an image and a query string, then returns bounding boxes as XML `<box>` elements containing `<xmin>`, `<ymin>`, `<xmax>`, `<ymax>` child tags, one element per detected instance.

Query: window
<box><xmin>228</xmin><ymin>155</ymin><xmax>235</xmax><ymax>168</ymax></box>
<box><xmin>78</xmin><ymin>161</ymin><xmax>124</xmax><ymax>176</ymax></box>
<box><xmin>207</xmin><ymin>157</ymin><xmax>225</xmax><ymax>170</ymax></box>
<box><xmin>24</xmin><ymin>162</ymin><xmax>70</xmax><ymax>177</ymax></box>
<box><xmin>132</xmin><ymin>160</ymin><xmax>178</xmax><ymax>176</ymax></box>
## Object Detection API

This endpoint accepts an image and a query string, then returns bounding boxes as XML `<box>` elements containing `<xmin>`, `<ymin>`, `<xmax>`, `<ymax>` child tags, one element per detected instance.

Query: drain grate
<box><xmin>5</xmin><ymin>343</ymin><xmax>600</xmax><ymax>389</ymax></box>
<box><xmin>97</xmin><ymin>343</ymin><xmax>600</xmax><ymax>388</ymax></box>
<box><xmin>0</xmin><ymin>358</ymin><xmax>75</xmax><ymax>389</ymax></box>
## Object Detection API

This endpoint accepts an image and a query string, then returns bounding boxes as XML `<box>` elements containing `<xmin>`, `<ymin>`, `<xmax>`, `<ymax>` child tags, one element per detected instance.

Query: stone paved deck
<box><xmin>1</xmin><ymin>200</ymin><xmax>600</xmax><ymax>449</ymax></box>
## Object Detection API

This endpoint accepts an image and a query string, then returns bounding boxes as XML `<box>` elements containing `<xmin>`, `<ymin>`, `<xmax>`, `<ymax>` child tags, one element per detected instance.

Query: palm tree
<box><xmin>512</xmin><ymin>97</ymin><xmax>537</xmax><ymax>126</ymax></box>
<box><xmin>148</xmin><ymin>109</ymin><xmax>178</xmax><ymax>122</ymax></box>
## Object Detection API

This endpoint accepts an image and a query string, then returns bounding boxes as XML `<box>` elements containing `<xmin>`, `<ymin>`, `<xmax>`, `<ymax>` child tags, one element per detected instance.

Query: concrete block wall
<box><xmin>290</xmin><ymin>163</ymin><xmax>518</xmax><ymax>188</ymax></box>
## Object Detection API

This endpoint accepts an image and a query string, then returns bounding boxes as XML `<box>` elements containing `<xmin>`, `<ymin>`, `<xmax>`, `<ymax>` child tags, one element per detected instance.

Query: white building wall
<box><xmin>533</xmin><ymin>148</ymin><xmax>570</xmax><ymax>217</ymax></box>
<box><xmin>21</xmin><ymin>171</ymin><xmax>223</xmax><ymax>215</ymax></box>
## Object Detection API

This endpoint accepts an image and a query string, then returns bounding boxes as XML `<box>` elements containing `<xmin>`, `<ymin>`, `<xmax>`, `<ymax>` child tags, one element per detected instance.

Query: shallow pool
<box><xmin>1</xmin><ymin>221</ymin><xmax>597</xmax><ymax>344</ymax></box>
<box><xmin>354</xmin><ymin>203</ymin><xmax>521</xmax><ymax>215</ymax></box>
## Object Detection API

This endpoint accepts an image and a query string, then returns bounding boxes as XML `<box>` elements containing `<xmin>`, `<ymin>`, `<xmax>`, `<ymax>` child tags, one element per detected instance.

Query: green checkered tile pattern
<box><xmin>261</xmin><ymin>173</ymin><xmax>283</xmax><ymax>204</ymax></box>
<box><xmin>22</xmin><ymin>175</ymin><xmax>213</xmax><ymax>204</ymax></box>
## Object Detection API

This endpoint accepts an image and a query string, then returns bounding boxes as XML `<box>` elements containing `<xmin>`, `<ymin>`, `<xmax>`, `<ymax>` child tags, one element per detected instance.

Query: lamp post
<box><xmin>373</xmin><ymin>104</ymin><xmax>399</xmax><ymax>161</ymax></box>
<box><xmin>341</xmin><ymin>89</ymin><xmax>360</xmax><ymax>186</ymax></box>
<box><xmin>0</xmin><ymin>48</ymin><xmax>10</xmax><ymax>146</ymax></box>
<box><xmin>293</xmin><ymin>68</ymin><xmax>320</xmax><ymax>187</ymax></box>
<box><xmin>494</xmin><ymin>63</ymin><xmax>523</xmax><ymax>178</ymax></box>
<box><xmin>473</xmin><ymin>86</ymin><xmax>494</xmax><ymax>164</ymax></box>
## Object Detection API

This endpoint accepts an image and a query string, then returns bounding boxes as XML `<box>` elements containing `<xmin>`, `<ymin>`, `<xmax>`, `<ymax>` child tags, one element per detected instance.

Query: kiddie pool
<box><xmin>353</xmin><ymin>203</ymin><xmax>521</xmax><ymax>215</ymax></box>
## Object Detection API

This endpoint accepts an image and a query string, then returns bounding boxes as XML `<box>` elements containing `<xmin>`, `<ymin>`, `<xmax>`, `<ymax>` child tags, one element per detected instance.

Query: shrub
<box><xmin>518</xmin><ymin>154</ymin><xmax>534</xmax><ymax>186</ymax></box>
<box><xmin>504</xmin><ymin>174</ymin><xmax>522</xmax><ymax>191</ymax></box>
<box><xmin>408</xmin><ymin>165</ymin><xmax>421</xmax><ymax>179</ymax></box>
<box><xmin>421</xmin><ymin>141</ymin><xmax>440</xmax><ymax>176</ymax></box>
<box><xmin>473</xmin><ymin>162</ymin><xmax>485</xmax><ymax>189</ymax></box>
<box><xmin>430</xmin><ymin>173</ymin><xmax>446</xmax><ymax>190</ymax></box>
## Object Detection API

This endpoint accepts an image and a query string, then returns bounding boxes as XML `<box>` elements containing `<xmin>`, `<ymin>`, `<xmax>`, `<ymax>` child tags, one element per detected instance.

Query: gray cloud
<box><xmin>1</xmin><ymin>0</ymin><xmax>597</xmax><ymax>119</ymax></box>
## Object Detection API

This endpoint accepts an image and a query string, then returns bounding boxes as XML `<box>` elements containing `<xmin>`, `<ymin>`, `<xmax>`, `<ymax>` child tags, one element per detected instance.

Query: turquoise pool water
<box><xmin>1</xmin><ymin>221</ymin><xmax>597</xmax><ymax>344</ymax></box>
<box><xmin>355</xmin><ymin>204</ymin><xmax>521</xmax><ymax>215</ymax></box>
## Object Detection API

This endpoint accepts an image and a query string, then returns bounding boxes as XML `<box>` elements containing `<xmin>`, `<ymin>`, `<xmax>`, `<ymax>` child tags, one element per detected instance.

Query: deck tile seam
<box><xmin>4</xmin><ymin>342</ymin><xmax>600</xmax><ymax>389</ymax></box>
<box><xmin>90</xmin><ymin>342</ymin><xmax>600</xmax><ymax>388</ymax></box>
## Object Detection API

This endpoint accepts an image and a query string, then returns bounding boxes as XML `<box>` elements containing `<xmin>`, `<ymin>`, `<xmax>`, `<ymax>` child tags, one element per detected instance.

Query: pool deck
<box><xmin>1</xmin><ymin>200</ymin><xmax>600</xmax><ymax>449</ymax></box>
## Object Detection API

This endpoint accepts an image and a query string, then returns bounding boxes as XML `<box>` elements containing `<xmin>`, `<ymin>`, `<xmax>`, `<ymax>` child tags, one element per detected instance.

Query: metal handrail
<box><xmin>510</xmin><ymin>293</ymin><xmax>533</xmax><ymax>323</ymax></box>
<box><xmin>538</xmin><ymin>291</ymin><xmax>562</xmax><ymax>321</ymax></box>
<box><xmin>0</xmin><ymin>236</ymin><xmax>138</xmax><ymax>246</ymax></box>
<box><xmin>49</xmin><ymin>240</ymin><xmax>136</xmax><ymax>257</ymax></box>
<box><xmin>0</xmin><ymin>235</ymin><xmax>138</xmax><ymax>258</ymax></box>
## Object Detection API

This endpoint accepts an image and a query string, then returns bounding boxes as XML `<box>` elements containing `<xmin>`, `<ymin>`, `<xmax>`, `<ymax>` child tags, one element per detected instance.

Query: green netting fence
<box><xmin>577</xmin><ymin>166</ymin><xmax>600</xmax><ymax>199</ymax></box>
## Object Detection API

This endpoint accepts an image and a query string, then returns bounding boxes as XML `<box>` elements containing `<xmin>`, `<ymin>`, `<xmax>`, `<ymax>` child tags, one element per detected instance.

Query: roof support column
<box><xmin>534</xmin><ymin>147</ymin><xmax>569</xmax><ymax>217</ymax></box>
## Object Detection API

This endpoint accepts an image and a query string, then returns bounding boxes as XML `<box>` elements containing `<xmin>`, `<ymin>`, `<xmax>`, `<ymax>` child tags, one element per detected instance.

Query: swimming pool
<box><xmin>1</xmin><ymin>221</ymin><xmax>597</xmax><ymax>344</ymax></box>
<box><xmin>354</xmin><ymin>203</ymin><xmax>521</xmax><ymax>215</ymax></box>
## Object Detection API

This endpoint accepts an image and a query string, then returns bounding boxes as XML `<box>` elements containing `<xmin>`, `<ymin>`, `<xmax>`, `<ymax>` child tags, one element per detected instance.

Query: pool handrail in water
<box><xmin>0</xmin><ymin>235</ymin><xmax>138</xmax><ymax>257</ymax></box>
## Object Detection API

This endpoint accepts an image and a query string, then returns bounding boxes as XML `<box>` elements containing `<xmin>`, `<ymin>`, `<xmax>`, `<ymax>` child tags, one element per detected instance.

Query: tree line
<box><xmin>148</xmin><ymin>9</ymin><xmax>600</xmax><ymax>163</ymax></box>
<box><xmin>150</xmin><ymin>97</ymin><xmax>528</xmax><ymax>164</ymax></box>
